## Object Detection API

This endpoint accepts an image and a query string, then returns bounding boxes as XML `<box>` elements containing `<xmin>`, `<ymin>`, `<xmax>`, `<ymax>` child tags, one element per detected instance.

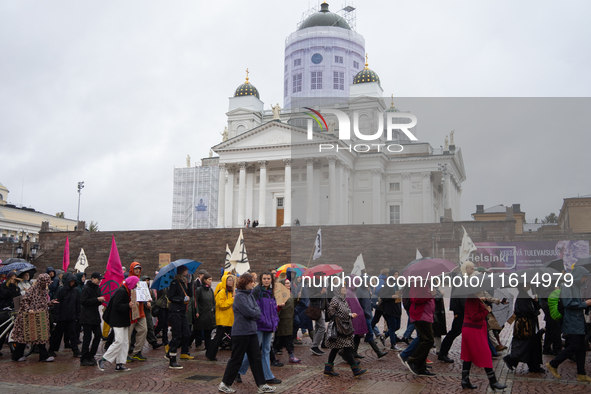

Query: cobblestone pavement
<box><xmin>1</xmin><ymin>310</ymin><xmax>590</xmax><ymax>393</ymax></box>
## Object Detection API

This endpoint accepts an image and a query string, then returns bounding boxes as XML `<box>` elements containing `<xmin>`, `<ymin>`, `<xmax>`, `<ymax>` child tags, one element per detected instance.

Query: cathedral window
<box><xmin>389</xmin><ymin>205</ymin><xmax>401</xmax><ymax>224</ymax></box>
<box><xmin>333</xmin><ymin>71</ymin><xmax>344</xmax><ymax>90</ymax></box>
<box><xmin>284</xmin><ymin>78</ymin><xmax>288</xmax><ymax>97</ymax></box>
<box><xmin>294</xmin><ymin>58</ymin><xmax>302</xmax><ymax>67</ymax></box>
<box><xmin>293</xmin><ymin>73</ymin><xmax>302</xmax><ymax>93</ymax></box>
<box><xmin>311</xmin><ymin>71</ymin><xmax>322</xmax><ymax>89</ymax></box>
<box><xmin>389</xmin><ymin>182</ymin><xmax>400</xmax><ymax>191</ymax></box>
<box><xmin>353</xmin><ymin>60</ymin><xmax>359</xmax><ymax>69</ymax></box>
<box><xmin>335</xmin><ymin>55</ymin><xmax>343</xmax><ymax>64</ymax></box>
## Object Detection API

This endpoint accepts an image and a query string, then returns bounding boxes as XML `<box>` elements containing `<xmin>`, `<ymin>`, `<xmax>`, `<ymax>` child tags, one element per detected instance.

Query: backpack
<box><xmin>548</xmin><ymin>288</ymin><xmax>564</xmax><ymax>321</ymax></box>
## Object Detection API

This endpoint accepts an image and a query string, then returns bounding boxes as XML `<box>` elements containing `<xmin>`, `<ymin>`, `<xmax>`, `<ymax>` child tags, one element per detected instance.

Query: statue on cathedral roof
<box><xmin>221</xmin><ymin>127</ymin><xmax>229</xmax><ymax>142</ymax></box>
<box><xmin>271</xmin><ymin>103</ymin><xmax>281</xmax><ymax>120</ymax></box>
<box><xmin>450</xmin><ymin>130</ymin><xmax>455</xmax><ymax>145</ymax></box>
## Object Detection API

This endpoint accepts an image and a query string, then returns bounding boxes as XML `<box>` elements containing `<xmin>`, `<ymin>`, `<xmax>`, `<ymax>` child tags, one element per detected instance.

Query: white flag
<box><xmin>351</xmin><ymin>254</ymin><xmax>365</xmax><ymax>276</ymax></box>
<box><xmin>74</xmin><ymin>248</ymin><xmax>89</xmax><ymax>272</ymax></box>
<box><xmin>459</xmin><ymin>226</ymin><xmax>477</xmax><ymax>271</ymax></box>
<box><xmin>230</xmin><ymin>229</ymin><xmax>250</xmax><ymax>275</ymax></box>
<box><xmin>313</xmin><ymin>229</ymin><xmax>322</xmax><ymax>260</ymax></box>
<box><xmin>416</xmin><ymin>249</ymin><xmax>423</xmax><ymax>259</ymax></box>
<box><xmin>224</xmin><ymin>244</ymin><xmax>233</xmax><ymax>272</ymax></box>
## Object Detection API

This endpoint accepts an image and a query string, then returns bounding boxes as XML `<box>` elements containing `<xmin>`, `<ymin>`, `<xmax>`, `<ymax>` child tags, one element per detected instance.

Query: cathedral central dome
<box><xmin>298</xmin><ymin>2</ymin><xmax>351</xmax><ymax>30</ymax></box>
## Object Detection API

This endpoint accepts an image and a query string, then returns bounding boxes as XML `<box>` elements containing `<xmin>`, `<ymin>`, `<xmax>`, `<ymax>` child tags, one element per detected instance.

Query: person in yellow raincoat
<box><xmin>206</xmin><ymin>272</ymin><xmax>235</xmax><ymax>361</ymax></box>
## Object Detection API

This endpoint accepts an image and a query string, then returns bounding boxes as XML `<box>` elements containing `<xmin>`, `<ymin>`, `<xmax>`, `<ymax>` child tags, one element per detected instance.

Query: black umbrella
<box><xmin>543</xmin><ymin>259</ymin><xmax>565</xmax><ymax>271</ymax></box>
<box><xmin>1</xmin><ymin>258</ymin><xmax>29</xmax><ymax>266</ymax></box>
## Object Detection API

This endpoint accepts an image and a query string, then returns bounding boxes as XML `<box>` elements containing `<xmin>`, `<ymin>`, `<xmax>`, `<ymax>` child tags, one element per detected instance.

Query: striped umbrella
<box><xmin>275</xmin><ymin>263</ymin><xmax>307</xmax><ymax>278</ymax></box>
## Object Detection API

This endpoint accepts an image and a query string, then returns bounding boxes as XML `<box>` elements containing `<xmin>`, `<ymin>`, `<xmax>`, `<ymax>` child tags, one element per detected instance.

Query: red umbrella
<box><xmin>401</xmin><ymin>258</ymin><xmax>457</xmax><ymax>279</ymax></box>
<box><xmin>303</xmin><ymin>264</ymin><xmax>343</xmax><ymax>277</ymax></box>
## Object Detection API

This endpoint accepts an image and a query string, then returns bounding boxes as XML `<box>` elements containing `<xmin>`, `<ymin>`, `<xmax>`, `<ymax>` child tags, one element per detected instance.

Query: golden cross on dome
<box><xmin>364</xmin><ymin>53</ymin><xmax>369</xmax><ymax>69</ymax></box>
<box><xmin>245</xmin><ymin>68</ymin><xmax>250</xmax><ymax>84</ymax></box>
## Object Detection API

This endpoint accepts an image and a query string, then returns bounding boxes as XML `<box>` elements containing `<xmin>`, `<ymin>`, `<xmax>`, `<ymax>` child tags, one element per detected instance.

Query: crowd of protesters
<box><xmin>1</xmin><ymin>259</ymin><xmax>591</xmax><ymax>393</ymax></box>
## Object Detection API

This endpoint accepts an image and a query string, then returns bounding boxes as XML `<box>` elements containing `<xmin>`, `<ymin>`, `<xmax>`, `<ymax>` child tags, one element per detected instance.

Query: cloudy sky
<box><xmin>1</xmin><ymin>0</ymin><xmax>590</xmax><ymax>230</ymax></box>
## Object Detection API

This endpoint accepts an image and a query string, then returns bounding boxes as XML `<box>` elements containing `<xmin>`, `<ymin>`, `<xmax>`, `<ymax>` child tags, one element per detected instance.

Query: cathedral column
<box><xmin>246</xmin><ymin>166</ymin><xmax>255</xmax><ymax>223</ymax></box>
<box><xmin>339</xmin><ymin>163</ymin><xmax>347</xmax><ymax>224</ymax></box>
<box><xmin>372</xmin><ymin>169</ymin><xmax>382</xmax><ymax>224</ymax></box>
<box><xmin>283</xmin><ymin>159</ymin><xmax>292</xmax><ymax>226</ymax></box>
<box><xmin>305</xmin><ymin>157</ymin><xmax>314</xmax><ymax>225</ymax></box>
<box><xmin>328</xmin><ymin>156</ymin><xmax>337</xmax><ymax>225</ymax></box>
<box><xmin>217</xmin><ymin>164</ymin><xmax>226</xmax><ymax>228</ymax></box>
<box><xmin>237</xmin><ymin>162</ymin><xmax>247</xmax><ymax>227</ymax></box>
<box><xmin>225</xmin><ymin>167</ymin><xmax>235</xmax><ymax>228</ymax></box>
<box><xmin>258</xmin><ymin>160</ymin><xmax>268</xmax><ymax>227</ymax></box>
<box><xmin>402</xmin><ymin>172</ymin><xmax>411</xmax><ymax>224</ymax></box>
<box><xmin>421</xmin><ymin>171</ymin><xmax>432</xmax><ymax>223</ymax></box>
<box><xmin>313</xmin><ymin>161</ymin><xmax>322</xmax><ymax>225</ymax></box>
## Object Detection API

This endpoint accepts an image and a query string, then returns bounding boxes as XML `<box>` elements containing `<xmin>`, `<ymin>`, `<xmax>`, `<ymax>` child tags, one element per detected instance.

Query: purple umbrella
<box><xmin>401</xmin><ymin>258</ymin><xmax>457</xmax><ymax>279</ymax></box>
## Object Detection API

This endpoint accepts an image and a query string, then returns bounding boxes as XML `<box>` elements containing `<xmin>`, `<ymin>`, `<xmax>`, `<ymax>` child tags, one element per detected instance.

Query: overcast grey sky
<box><xmin>1</xmin><ymin>0</ymin><xmax>590</xmax><ymax>230</ymax></box>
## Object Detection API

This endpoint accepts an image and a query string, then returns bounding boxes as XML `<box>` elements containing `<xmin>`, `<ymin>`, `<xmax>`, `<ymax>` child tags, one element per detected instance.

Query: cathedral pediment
<box><xmin>213</xmin><ymin>121</ymin><xmax>336</xmax><ymax>151</ymax></box>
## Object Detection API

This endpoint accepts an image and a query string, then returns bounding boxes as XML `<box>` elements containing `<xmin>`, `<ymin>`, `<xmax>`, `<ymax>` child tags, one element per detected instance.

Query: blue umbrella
<box><xmin>0</xmin><ymin>261</ymin><xmax>36</xmax><ymax>276</ymax></box>
<box><xmin>151</xmin><ymin>259</ymin><xmax>201</xmax><ymax>290</ymax></box>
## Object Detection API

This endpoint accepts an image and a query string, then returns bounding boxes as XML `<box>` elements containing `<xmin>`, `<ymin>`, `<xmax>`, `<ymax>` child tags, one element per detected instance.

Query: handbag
<box><xmin>514</xmin><ymin>316</ymin><xmax>533</xmax><ymax>339</ymax></box>
<box><xmin>335</xmin><ymin>316</ymin><xmax>355</xmax><ymax>336</ymax></box>
<box><xmin>305</xmin><ymin>305</ymin><xmax>322</xmax><ymax>320</ymax></box>
<box><xmin>326</xmin><ymin>320</ymin><xmax>339</xmax><ymax>340</ymax></box>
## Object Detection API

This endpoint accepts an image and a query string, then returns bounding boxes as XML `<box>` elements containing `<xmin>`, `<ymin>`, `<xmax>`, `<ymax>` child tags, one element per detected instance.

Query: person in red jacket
<box><xmin>460</xmin><ymin>294</ymin><xmax>507</xmax><ymax>391</ymax></box>
<box><xmin>405</xmin><ymin>283</ymin><xmax>436</xmax><ymax>377</ymax></box>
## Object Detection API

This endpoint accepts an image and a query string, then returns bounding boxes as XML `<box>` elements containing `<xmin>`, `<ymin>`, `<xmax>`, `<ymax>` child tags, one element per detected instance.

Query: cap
<box><xmin>140</xmin><ymin>275</ymin><xmax>151</xmax><ymax>281</ymax></box>
<box><xmin>91</xmin><ymin>272</ymin><xmax>103</xmax><ymax>280</ymax></box>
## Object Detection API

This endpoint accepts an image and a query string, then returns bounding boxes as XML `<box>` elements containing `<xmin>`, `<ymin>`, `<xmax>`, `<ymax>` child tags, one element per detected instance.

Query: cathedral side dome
<box><xmin>234</xmin><ymin>69</ymin><xmax>260</xmax><ymax>99</ymax></box>
<box><xmin>298</xmin><ymin>2</ymin><xmax>351</xmax><ymax>30</ymax></box>
<box><xmin>353</xmin><ymin>54</ymin><xmax>381</xmax><ymax>86</ymax></box>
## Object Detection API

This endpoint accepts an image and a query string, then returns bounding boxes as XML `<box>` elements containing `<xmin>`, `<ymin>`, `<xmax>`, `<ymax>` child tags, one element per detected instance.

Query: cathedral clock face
<box><xmin>311</xmin><ymin>53</ymin><xmax>323</xmax><ymax>64</ymax></box>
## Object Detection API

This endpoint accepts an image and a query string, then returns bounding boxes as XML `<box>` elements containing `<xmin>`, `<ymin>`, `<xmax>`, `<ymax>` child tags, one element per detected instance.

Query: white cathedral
<box><xmin>173</xmin><ymin>3</ymin><xmax>466</xmax><ymax>229</ymax></box>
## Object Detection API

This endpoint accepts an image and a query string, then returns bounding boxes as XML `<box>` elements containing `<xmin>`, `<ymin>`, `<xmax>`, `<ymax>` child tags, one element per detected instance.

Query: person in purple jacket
<box><xmin>235</xmin><ymin>272</ymin><xmax>281</xmax><ymax>385</ymax></box>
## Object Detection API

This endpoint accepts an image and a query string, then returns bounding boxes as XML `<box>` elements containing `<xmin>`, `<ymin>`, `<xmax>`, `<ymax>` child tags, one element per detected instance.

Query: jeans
<box><xmin>311</xmin><ymin>312</ymin><xmax>326</xmax><ymax>348</ymax></box>
<box><xmin>400</xmin><ymin>336</ymin><xmax>420</xmax><ymax>360</ymax></box>
<box><xmin>384</xmin><ymin>315</ymin><xmax>401</xmax><ymax>346</ymax></box>
<box><xmin>222</xmin><ymin>334</ymin><xmax>266</xmax><ymax>387</ymax></box>
<box><xmin>403</xmin><ymin>317</ymin><xmax>415</xmax><ymax>339</ymax></box>
<box><xmin>364</xmin><ymin>318</ymin><xmax>374</xmax><ymax>342</ymax></box>
<box><xmin>439</xmin><ymin>312</ymin><xmax>463</xmax><ymax>357</ymax></box>
<box><xmin>239</xmin><ymin>331</ymin><xmax>274</xmax><ymax>380</ymax></box>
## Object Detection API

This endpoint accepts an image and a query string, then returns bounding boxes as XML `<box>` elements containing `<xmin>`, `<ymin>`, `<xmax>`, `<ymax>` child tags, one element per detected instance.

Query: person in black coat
<box><xmin>193</xmin><ymin>272</ymin><xmax>216</xmax><ymax>350</ymax></box>
<box><xmin>79</xmin><ymin>272</ymin><xmax>105</xmax><ymax>366</ymax></box>
<box><xmin>166</xmin><ymin>265</ymin><xmax>191</xmax><ymax>370</ymax></box>
<box><xmin>438</xmin><ymin>272</ymin><xmax>467</xmax><ymax>363</ymax></box>
<box><xmin>0</xmin><ymin>272</ymin><xmax>21</xmax><ymax>355</ymax></box>
<box><xmin>49</xmin><ymin>273</ymin><xmax>81</xmax><ymax>357</ymax></box>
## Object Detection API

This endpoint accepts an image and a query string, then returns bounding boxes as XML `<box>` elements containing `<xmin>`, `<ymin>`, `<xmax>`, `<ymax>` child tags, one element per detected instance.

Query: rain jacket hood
<box><xmin>215</xmin><ymin>272</ymin><xmax>234</xmax><ymax>326</ymax></box>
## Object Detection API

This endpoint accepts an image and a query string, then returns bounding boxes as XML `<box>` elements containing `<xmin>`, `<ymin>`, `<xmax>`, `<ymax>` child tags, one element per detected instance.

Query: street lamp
<box><xmin>77</xmin><ymin>181</ymin><xmax>85</xmax><ymax>222</ymax></box>
<box><xmin>16</xmin><ymin>243</ymin><xmax>23</xmax><ymax>258</ymax></box>
<box><xmin>30</xmin><ymin>243</ymin><xmax>39</xmax><ymax>261</ymax></box>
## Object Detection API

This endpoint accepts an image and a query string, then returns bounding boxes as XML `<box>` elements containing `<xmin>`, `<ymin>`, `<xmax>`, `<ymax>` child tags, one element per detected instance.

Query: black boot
<box><xmin>353</xmin><ymin>339</ymin><xmax>364</xmax><ymax>359</ymax></box>
<box><xmin>461</xmin><ymin>369</ymin><xmax>477</xmax><ymax>389</ymax></box>
<box><xmin>487</xmin><ymin>370</ymin><xmax>507</xmax><ymax>390</ymax></box>
<box><xmin>369</xmin><ymin>340</ymin><xmax>388</xmax><ymax>359</ymax></box>
<box><xmin>168</xmin><ymin>354</ymin><xmax>183</xmax><ymax>370</ymax></box>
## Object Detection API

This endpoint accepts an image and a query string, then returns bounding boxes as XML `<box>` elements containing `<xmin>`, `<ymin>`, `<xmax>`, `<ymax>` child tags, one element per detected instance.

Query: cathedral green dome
<box><xmin>353</xmin><ymin>55</ymin><xmax>381</xmax><ymax>86</ymax></box>
<box><xmin>298</xmin><ymin>2</ymin><xmax>351</xmax><ymax>30</ymax></box>
<box><xmin>234</xmin><ymin>69</ymin><xmax>260</xmax><ymax>99</ymax></box>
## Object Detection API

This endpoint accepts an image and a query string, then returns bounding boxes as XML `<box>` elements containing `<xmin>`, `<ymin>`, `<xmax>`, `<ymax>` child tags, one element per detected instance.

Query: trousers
<box><xmin>102</xmin><ymin>326</ymin><xmax>129</xmax><ymax>364</ymax></box>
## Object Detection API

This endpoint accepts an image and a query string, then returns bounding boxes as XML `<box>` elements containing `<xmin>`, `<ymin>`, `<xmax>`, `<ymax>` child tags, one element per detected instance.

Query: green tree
<box><xmin>542</xmin><ymin>213</ymin><xmax>558</xmax><ymax>224</ymax></box>
<box><xmin>88</xmin><ymin>221</ymin><xmax>99</xmax><ymax>232</ymax></box>
<box><xmin>55</xmin><ymin>212</ymin><xmax>65</xmax><ymax>218</ymax></box>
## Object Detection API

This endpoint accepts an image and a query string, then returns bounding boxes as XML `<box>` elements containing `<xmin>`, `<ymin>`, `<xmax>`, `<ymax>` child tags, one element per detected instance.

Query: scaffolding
<box><xmin>172</xmin><ymin>165</ymin><xmax>219</xmax><ymax>229</ymax></box>
<box><xmin>296</xmin><ymin>2</ymin><xmax>357</xmax><ymax>31</ymax></box>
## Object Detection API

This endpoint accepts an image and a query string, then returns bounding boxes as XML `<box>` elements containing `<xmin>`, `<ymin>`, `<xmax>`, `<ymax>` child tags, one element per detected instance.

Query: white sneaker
<box><xmin>258</xmin><ymin>384</ymin><xmax>277</xmax><ymax>393</ymax></box>
<box><xmin>391</xmin><ymin>345</ymin><xmax>402</xmax><ymax>351</ymax></box>
<box><xmin>218</xmin><ymin>382</ymin><xmax>236</xmax><ymax>393</ymax></box>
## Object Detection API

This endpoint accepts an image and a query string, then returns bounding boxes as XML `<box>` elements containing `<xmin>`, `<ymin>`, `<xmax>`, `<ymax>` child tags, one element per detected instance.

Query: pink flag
<box><xmin>62</xmin><ymin>236</ymin><xmax>70</xmax><ymax>271</ymax></box>
<box><xmin>99</xmin><ymin>235</ymin><xmax>125</xmax><ymax>306</ymax></box>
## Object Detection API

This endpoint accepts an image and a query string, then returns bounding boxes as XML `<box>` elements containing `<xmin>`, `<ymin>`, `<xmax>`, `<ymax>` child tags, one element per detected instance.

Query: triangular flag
<box><xmin>99</xmin><ymin>235</ymin><xmax>124</xmax><ymax>306</ymax></box>
<box><xmin>230</xmin><ymin>229</ymin><xmax>250</xmax><ymax>275</ymax></box>
<box><xmin>313</xmin><ymin>229</ymin><xmax>322</xmax><ymax>260</ymax></box>
<box><xmin>224</xmin><ymin>244</ymin><xmax>233</xmax><ymax>272</ymax></box>
<box><xmin>416</xmin><ymin>249</ymin><xmax>423</xmax><ymax>259</ymax></box>
<box><xmin>459</xmin><ymin>226</ymin><xmax>477</xmax><ymax>274</ymax></box>
<box><xmin>351</xmin><ymin>253</ymin><xmax>365</xmax><ymax>276</ymax></box>
<box><xmin>62</xmin><ymin>236</ymin><xmax>70</xmax><ymax>271</ymax></box>
<box><xmin>75</xmin><ymin>248</ymin><xmax>89</xmax><ymax>272</ymax></box>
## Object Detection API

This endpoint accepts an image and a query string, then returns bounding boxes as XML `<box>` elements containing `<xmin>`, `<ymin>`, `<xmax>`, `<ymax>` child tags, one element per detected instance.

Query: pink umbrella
<box><xmin>401</xmin><ymin>258</ymin><xmax>457</xmax><ymax>279</ymax></box>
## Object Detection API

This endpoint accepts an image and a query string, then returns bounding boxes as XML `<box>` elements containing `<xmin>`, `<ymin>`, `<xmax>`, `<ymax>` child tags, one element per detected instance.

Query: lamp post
<box><xmin>16</xmin><ymin>243</ymin><xmax>23</xmax><ymax>258</ymax></box>
<box><xmin>30</xmin><ymin>243</ymin><xmax>39</xmax><ymax>262</ymax></box>
<box><xmin>77</xmin><ymin>181</ymin><xmax>85</xmax><ymax>222</ymax></box>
